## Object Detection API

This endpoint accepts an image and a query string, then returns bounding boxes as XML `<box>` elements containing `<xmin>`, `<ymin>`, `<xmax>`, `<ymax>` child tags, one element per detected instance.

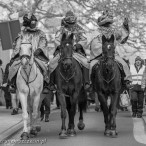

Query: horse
<box><xmin>91</xmin><ymin>34</ymin><xmax>121</xmax><ymax>138</ymax></box>
<box><xmin>55</xmin><ymin>33</ymin><xmax>87</xmax><ymax>138</ymax></box>
<box><xmin>16</xmin><ymin>38</ymin><xmax>44</xmax><ymax>140</ymax></box>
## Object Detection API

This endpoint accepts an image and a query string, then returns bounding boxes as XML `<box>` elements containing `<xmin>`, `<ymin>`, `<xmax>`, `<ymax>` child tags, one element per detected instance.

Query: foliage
<box><xmin>0</xmin><ymin>0</ymin><xmax>146</xmax><ymax>59</ymax></box>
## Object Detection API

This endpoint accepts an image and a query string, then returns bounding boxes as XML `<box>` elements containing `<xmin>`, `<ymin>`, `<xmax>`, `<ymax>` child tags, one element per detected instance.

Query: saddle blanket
<box><xmin>8</xmin><ymin>60</ymin><xmax>21</xmax><ymax>81</ymax></box>
<box><xmin>8</xmin><ymin>58</ymin><xmax>47</xmax><ymax>81</ymax></box>
<box><xmin>49</xmin><ymin>53</ymin><xmax>90</xmax><ymax>73</ymax></box>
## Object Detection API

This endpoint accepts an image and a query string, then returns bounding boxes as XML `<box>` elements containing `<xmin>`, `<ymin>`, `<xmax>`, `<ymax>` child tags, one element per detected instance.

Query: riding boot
<box><xmin>82</xmin><ymin>66</ymin><xmax>90</xmax><ymax>90</ymax></box>
<box><xmin>118</xmin><ymin>66</ymin><xmax>126</xmax><ymax>88</ymax></box>
<box><xmin>48</xmin><ymin>71</ymin><xmax>56</xmax><ymax>91</ymax></box>
<box><xmin>90</xmin><ymin>63</ymin><xmax>98</xmax><ymax>91</ymax></box>
<box><xmin>9</xmin><ymin>74</ymin><xmax>17</xmax><ymax>94</ymax></box>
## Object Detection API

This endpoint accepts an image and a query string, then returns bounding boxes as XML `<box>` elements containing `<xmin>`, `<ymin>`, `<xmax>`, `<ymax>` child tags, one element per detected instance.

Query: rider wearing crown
<box><xmin>7</xmin><ymin>13</ymin><xmax>50</xmax><ymax>93</ymax></box>
<box><xmin>90</xmin><ymin>9</ymin><xmax>132</xmax><ymax>88</ymax></box>
<box><xmin>48</xmin><ymin>10</ymin><xmax>90</xmax><ymax>90</ymax></box>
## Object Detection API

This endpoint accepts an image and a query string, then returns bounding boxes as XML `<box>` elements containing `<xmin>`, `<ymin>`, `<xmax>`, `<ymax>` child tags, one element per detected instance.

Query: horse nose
<box><xmin>63</xmin><ymin>60</ymin><xmax>72</xmax><ymax>69</ymax></box>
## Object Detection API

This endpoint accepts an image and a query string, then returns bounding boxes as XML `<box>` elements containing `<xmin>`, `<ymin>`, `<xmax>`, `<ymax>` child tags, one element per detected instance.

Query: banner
<box><xmin>0</xmin><ymin>20</ymin><xmax>21</xmax><ymax>50</ymax></box>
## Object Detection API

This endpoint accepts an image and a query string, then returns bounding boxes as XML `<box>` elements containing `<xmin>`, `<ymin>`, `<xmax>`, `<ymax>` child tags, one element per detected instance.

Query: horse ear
<box><xmin>61</xmin><ymin>33</ymin><xmax>66</xmax><ymax>42</ymax></box>
<box><xmin>102</xmin><ymin>35</ymin><xmax>107</xmax><ymax>44</ymax></box>
<box><xmin>109</xmin><ymin>34</ymin><xmax>114</xmax><ymax>42</ymax></box>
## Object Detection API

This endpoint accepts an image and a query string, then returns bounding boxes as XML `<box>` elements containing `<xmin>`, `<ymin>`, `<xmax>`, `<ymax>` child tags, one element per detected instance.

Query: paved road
<box><xmin>2</xmin><ymin>108</ymin><xmax>146</xmax><ymax>146</ymax></box>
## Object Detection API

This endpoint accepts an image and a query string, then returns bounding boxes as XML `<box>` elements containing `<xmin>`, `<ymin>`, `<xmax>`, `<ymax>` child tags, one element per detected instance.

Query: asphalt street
<box><xmin>2</xmin><ymin>108</ymin><xmax>146</xmax><ymax>146</ymax></box>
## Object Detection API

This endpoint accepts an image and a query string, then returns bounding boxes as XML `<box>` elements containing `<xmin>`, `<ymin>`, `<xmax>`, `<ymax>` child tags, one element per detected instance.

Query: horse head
<box><xmin>101</xmin><ymin>34</ymin><xmax>115</xmax><ymax>82</ymax></box>
<box><xmin>19</xmin><ymin>37</ymin><xmax>33</xmax><ymax>68</ymax></box>
<box><xmin>60</xmin><ymin>33</ymin><xmax>74</xmax><ymax>71</ymax></box>
<box><xmin>102</xmin><ymin>34</ymin><xmax>115</xmax><ymax>60</ymax></box>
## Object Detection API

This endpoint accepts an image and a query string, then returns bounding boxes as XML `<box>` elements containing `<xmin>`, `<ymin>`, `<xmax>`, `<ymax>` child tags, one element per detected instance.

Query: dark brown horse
<box><xmin>55</xmin><ymin>33</ymin><xmax>86</xmax><ymax>138</ymax></box>
<box><xmin>91</xmin><ymin>34</ymin><xmax>121</xmax><ymax>138</ymax></box>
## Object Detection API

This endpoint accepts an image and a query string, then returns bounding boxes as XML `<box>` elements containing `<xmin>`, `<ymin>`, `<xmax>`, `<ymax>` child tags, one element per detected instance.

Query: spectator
<box><xmin>130</xmin><ymin>56</ymin><xmax>145</xmax><ymax>118</ymax></box>
<box><xmin>2</xmin><ymin>61</ymin><xmax>19</xmax><ymax>114</ymax></box>
<box><xmin>2</xmin><ymin>62</ymin><xmax>12</xmax><ymax>109</ymax></box>
<box><xmin>0</xmin><ymin>59</ymin><xmax>4</xmax><ymax>106</ymax></box>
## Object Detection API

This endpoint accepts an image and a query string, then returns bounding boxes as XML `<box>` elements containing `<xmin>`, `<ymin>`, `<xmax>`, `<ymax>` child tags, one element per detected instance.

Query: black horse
<box><xmin>55</xmin><ymin>33</ymin><xmax>87</xmax><ymax>138</ymax></box>
<box><xmin>91</xmin><ymin>34</ymin><xmax>121</xmax><ymax>138</ymax></box>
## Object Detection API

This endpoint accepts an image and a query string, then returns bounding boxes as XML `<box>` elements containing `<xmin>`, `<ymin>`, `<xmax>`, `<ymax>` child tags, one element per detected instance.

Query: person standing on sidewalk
<box><xmin>2</xmin><ymin>62</ymin><xmax>12</xmax><ymax>109</ymax></box>
<box><xmin>130</xmin><ymin>56</ymin><xmax>145</xmax><ymax>118</ymax></box>
<box><xmin>2</xmin><ymin>61</ymin><xmax>19</xmax><ymax>114</ymax></box>
<box><xmin>0</xmin><ymin>59</ymin><xmax>4</xmax><ymax>106</ymax></box>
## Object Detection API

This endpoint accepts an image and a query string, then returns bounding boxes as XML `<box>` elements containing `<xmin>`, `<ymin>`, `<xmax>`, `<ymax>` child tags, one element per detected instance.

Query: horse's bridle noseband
<box><xmin>58</xmin><ymin>45</ymin><xmax>75</xmax><ymax>82</ymax></box>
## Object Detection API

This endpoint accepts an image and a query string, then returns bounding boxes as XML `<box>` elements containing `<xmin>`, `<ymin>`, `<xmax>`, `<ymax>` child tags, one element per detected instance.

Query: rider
<box><xmin>8</xmin><ymin>13</ymin><xmax>50</xmax><ymax>94</ymax></box>
<box><xmin>49</xmin><ymin>10</ymin><xmax>90</xmax><ymax>90</ymax></box>
<box><xmin>90</xmin><ymin>9</ymin><xmax>132</xmax><ymax>88</ymax></box>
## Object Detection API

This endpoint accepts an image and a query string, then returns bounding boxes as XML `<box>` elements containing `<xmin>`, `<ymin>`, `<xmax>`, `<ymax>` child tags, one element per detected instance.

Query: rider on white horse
<box><xmin>48</xmin><ymin>11</ymin><xmax>90</xmax><ymax>90</ymax></box>
<box><xmin>90</xmin><ymin>9</ymin><xmax>132</xmax><ymax>88</ymax></box>
<box><xmin>8</xmin><ymin>14</ymin><xmax>50</xmax><ymax>94</ymax></box>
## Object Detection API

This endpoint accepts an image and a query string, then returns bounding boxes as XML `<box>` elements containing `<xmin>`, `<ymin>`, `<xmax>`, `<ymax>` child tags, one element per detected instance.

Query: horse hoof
<box><xmin>21</xmin><ymin>132</ymin><xmax>29</xmax><ymax>140</ymax></box>
<box><xmin>110</xmin><ymin>130</ymin><xmax>118</xmax><ymax>138</ymax></box>
<box><xmin>70</xmin><ymin>129</ymin><xmax>76</xmax><ymax>137</ymax></box>
<box><xmin>36</xmin><ymin>126</ymin><xmax>41</xmax><ymax>132</ymax></box>
<box><xmin>77</xmin><ymin>121</ymin><xmax>85</xmax><ymax>130</ymax></box>
<box><xmin>67</xmin><ymin>129</ymin><xmax>71</xmax><ymax>135</ymax></box>
<box><xmin>104</xmin><ymin>129</ymin><xmax>110</xmax><ymax>137</ymax></box>
<box><xmin>30</xmin><ymin>129</ymin><xmax>38</xmax><ymax>137</ymax></box>
<box><xmin>59</xmin><ymin>131</ymin><xmax>68</xmax><ymax>139</ymax></box>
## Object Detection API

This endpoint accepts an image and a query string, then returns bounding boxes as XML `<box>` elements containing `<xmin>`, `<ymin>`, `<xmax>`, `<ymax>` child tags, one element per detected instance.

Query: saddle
<box><xmin>74</xmin><ymin>44</ymin><xmax>86</xmax><ymax>57</ymax></box>
<box><xmin>115</xmin><ymin>60</ymin><xmax>126</xmax><ymax>79</ymax></box>
<box><xmin>34</xmin><ymin>48</ymin><xmax>49</xmax><ymax>62</ymax></box>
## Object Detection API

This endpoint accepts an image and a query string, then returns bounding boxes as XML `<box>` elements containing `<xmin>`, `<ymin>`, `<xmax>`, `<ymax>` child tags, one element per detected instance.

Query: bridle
<box><xmin>58</xmin><ymin>44</ymin><xmax>75</xmax><ymax>82</ymax></box>
<box><xmin>58</xmin><ymin>44</ymin><xmax>73</xmax><ymax>63</ymax></box>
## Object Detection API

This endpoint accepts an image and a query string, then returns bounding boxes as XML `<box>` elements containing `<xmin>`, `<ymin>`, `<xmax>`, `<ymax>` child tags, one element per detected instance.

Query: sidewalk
<box><xmin>0</xmin><ymin>106</ymin><xmax>23</xmax><ymax>142</ymax></box>
<box><xmin>142</xmin><ymin>107</ymin><xmax>146</xmax><ymax>130</ymax></box>
<box><xmin>0</xmin><ymin>102</ymin><xmax>58</xmax><ymax>142</ymax></box>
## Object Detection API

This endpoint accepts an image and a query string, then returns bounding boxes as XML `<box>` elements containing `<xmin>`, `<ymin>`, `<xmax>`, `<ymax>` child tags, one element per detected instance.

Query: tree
<box><xmin>0</xmin><ymin>0</ymin><xmax>145</xmax><ymax>59</ymax></box>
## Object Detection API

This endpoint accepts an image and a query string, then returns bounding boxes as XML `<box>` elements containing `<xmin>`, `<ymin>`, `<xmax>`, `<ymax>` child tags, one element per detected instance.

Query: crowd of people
<box><xmin>0</xmin><ymin>9</ymin><xmax>146</xmax><ymax>119</ymax></box>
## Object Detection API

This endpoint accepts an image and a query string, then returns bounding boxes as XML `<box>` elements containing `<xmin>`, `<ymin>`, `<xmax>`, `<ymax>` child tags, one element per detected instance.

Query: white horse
<box><xmin>17</xmin><ymin>40</ymin><xmax>43</xmax><ymax>140</ymax></box>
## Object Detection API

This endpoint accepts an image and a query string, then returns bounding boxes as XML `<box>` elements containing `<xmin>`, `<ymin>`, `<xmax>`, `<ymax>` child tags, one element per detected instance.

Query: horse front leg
<box><xmin>109</xmin><ymin>92</ymin><xmax>119</xmax><ymax>138</ymax></box>
<box><xmin>30</xmin><ymin>94</ymin><xmax>42</xmax><ymax>137</ymax></box>
<box><xmin>68</xmin><ymin>91</ymin><xmax>79</xmax><ymax>136</ymax></box>
<box><xmin>97</xmin><ymin>92</ymin><xmax>110</xmax><ymax>136</ymax></box>
<box><xmin>18</xmin><ymin>92</ymin><xmax>29</xmax><ymax>140</ymax></box>
<box><xmin>57</xmin><ymin>92</ymin><xmax>67</xmax><ymax>139</ymax></box>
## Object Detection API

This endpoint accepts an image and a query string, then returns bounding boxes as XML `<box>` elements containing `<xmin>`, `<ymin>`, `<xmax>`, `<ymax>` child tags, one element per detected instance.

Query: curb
<box><xmin>142</xmin><ymin>116</ymin><xmax>146</xmax><ymax>133</ymax></box>
<box><xmin>0</xmin><ymin>120</ymin><xmax>23</xmax><ymax>142</ymax></box>
<box><xmin>0</xmin><ymin>105</ymin><xmax>59</xmax><ymax>142</ymax></box>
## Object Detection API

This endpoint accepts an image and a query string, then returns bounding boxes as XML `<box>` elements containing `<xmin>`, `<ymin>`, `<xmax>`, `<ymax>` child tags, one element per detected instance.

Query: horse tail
<box><xmin>78</xmin><ymin>86</ymin><xmax>87</xmax><ymax>112</ymax></box>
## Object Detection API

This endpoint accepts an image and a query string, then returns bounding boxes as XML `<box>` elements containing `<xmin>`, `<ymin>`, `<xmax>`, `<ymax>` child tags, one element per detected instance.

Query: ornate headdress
<box><xmin>62</xmin><ymin>11</ymin><xmax>77</xmax><ymax>26</ymax></box>
<box><xmin>97</xmin><ymin>10</ymin><xmax>114</xmax><ymax>26</ymax></box>
<box><xmin>23</xmin><ymin>14</ymin><xmax>37</xmax><ymax>27</ymax></box>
